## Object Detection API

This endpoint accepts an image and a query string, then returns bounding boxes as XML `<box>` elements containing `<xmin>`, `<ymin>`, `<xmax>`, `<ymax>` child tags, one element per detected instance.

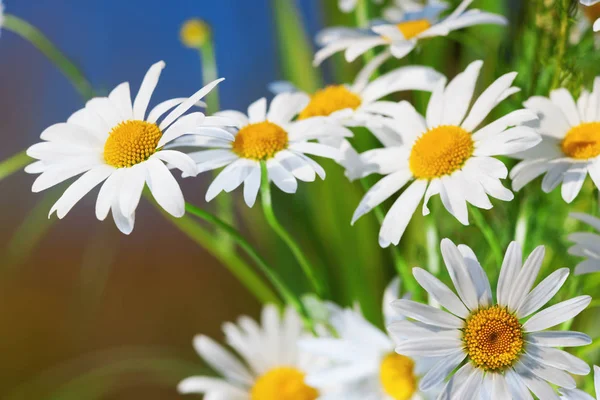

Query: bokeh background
<box><xmin>2</xmin><ymin>0</ymin><xmax>595</xmax><ymax>399</ymax></box>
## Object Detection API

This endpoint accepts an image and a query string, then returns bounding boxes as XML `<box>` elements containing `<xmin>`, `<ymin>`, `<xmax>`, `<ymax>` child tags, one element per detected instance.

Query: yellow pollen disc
<box><xmin>561</xmin><ymin>122</ymin><xmax>600</xmax><ymax>160</ymax></box>
<box><xmin>379</xmin><ymin>353</ymin><xmax>417</xmax><ymax>400</ymax></box>
<box><xmin>298</xmin><ymin>85</ymin><xmax>362</xmax><ymax>120</ymax></box>
<box><xmin>180</xmin><ymin>19</ymin><xmax>211</xmax><ymax>48</ymax></box>
<box><xmin>232</xmin><ymin>121</ymin><xmax>289</xmax><ymax>160</ymax></box>
<box><xmin>409</xmin><ymin>125</ymin><xmax>474</xmax><ymax>179</ymax></box>
<box><xmin>396</xmin><ymin>19</ymin><xmax>432</xmax><ymax>40</ymax></box>
<box><xmin>463</xmin><ymin>306</ymin><xmax>524</xmax><ymax>372</ymax></box>
<box><xmin>103</xmin><ymin>120</ymin><xmax>162</xmax><ymax>168</ymax></box>
<box><xmin>251</xmin><ymin>367</ymin><xmax>319</xmax><ymax>400</ymax></box>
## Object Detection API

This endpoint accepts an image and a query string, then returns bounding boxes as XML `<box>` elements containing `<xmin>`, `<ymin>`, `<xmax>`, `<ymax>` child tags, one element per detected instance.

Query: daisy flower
<box><xmin>174</xmin><ymin>93</ymin><xmax>348</xmax><ymax>207</ymax></box>
<box><xmin>271</xmin><ymin>58</ymin><xmax>444</xmax><ymax>179</ymax></box>
<box><xmin>339</xmin><ymin>0</ymin><xmax>383</xmax><ymax>14</ymax></box>
<box><xmin>25</xmin><ymin>61</ymin><xmax>222</xmax><ymax>234</ymax></box>
<box><xmin>581</xmin><ymin>0</ymin><xmax>600</xmax><ymax>31</ymax></box>
<box><xmin>178</xmin><ymin>304</ymin><xmax>322</xmax><ymax>400</ymax></box>
<box><xmin>561</xmin><ymin>365</ymin><xmax>600</xmax><ymax>400</ymax></box>
<box><xmin>314</xmin><ymin>0</ymin><xmax>507</xmax><ymax>66</ymax></box>
<box><xmin>511</xmin><ymin>79</ymin><xmax>600</xmax><ymax>203</ymax></box>
<box><xmin>351</xmin><ymin>60</ymin><xmax>540</xmax><ymax>247</ymax></box>
<box><xmin>300</xmin><ymin>279</ymin><xmax>438</xmax><ymax>400</ymax></box>
<box><xmin>567</xmin><ymin>212</ymin><xmax>600</xmax><ymax>275</ymax></box>
<box><xmin>383</xmin><ymin>0</ymin><xmax>448</xmax><ymax>23</ymax></box>
<box><xmin>391</xmin><ymin>238</ymin><xmax>592</xmax><ymax>399</ymax></box>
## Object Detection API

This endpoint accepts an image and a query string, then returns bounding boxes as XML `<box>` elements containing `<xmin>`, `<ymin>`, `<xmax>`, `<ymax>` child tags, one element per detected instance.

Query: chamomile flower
<box><xmin>174</xmin><ymin>93</ymin><xmax>347</xmax><ymax>207</ymax></box>
<box><xmin>511</xmin><ymin>79</ymin><xmax>600</xmax><ymax>203</ymax></box>
<box><xmin>25</xmin><ymin>61</ymin><xmax>222</xmax><ymax>234</ymax></box>
<box><xmin>392</xmin><ymin>238</ymin><xmax>592</xmax><ymax>399</ymax></box>
<box><xmin>561</xmin><ymin>365</ymin><xmax>600</xmax><ymax>400</ymax></box>
<box><xmin>300</xmin><ymin>279</ymin><xmax>437</xmax><ymax>400</ymax></box>
<box><xmin>581</xmin><ymin>0</ymin><xmax>600</xmax><ymax>31</ymax></box>
<box><xmin>178</xmin><ymin>305</ymin><xmax>322</xmax><ymax>400</ymax></box>
<box><xmin>339</xmin><ymin>0</ymin><xmax>383</xmax><ymax>13</ymax></box>
<box><xmin>567</xmin><ymin>212</ymin><xmax>600</xmax><ymax>275</ymax></box>
<box><xmin>272</xmin><ymin>58</ymin><xmax>443</xmax><ymax>179</ymax></box>
<box><xmin>352</xmin><ymin>60</ymin><xmax>540</xmax><ymax>247</ymax></box>
<box><xmin>314</xmin><ymin>0</ymin><xmax>507</xmax><ymax>66</ymax></box>
<box><xmin>383</xmin><ymin>0</ymin><xmax>448</xmax><ymax>23</ymax></box>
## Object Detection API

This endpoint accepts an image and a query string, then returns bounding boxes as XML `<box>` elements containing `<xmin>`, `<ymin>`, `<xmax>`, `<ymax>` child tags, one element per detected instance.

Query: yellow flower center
<box><xmin>180</xmin><ymin>19</ymin><xmax>211</xmax><ymax>48</ymax></box>
<box><xmin>103</xmin><ymin>120</ymin><xmax>162</xmax><ymax>168</ymax></box>
<box><xmin>298</xmin><ymin>85</ymin><xmax>362</xmax><ymax>120</ymax></box>
<box><xmin>251</xmin><ymin>367</ymin><xmax>318</xmax><ymax>400</ymax></box>
<box><xmin>379</xmin><ymin>353</ymin><xmax>417</xmax><ymax>400</ymax></box>
<box><xmin>463</xmin><ymin>306</ymin><xmax>524</xmax><ymax>372</ymax></box>
<box><xmin>232</xmin><ymin>121</ymin><xmax>289</xmax><ymax>160</ymax></box>
<box><xmin>409</xmin><ymin>125</ymin><xmax>474</xmax><ymax>179</ymax></box>
<box><xmin>396</xmin><ymin>19</ymin><xmax>432</xmax><ymax>39</ymax></box>
<box><xmin>561</xmin><ymin>122</ymin><xmax>600</xmax><ymax>160</ymax></box>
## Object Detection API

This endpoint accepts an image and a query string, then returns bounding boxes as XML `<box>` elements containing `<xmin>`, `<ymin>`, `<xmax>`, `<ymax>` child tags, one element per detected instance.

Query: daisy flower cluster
<box><xmin>6</xmin><ymin>0</ymin><xmax>600</xmax><ymax>398</ymax></box>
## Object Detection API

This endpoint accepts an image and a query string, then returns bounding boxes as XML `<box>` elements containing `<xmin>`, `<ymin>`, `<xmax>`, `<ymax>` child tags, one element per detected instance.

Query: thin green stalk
<box><xmin>425</xmin><ymin>214</ymin><xmax>441</xmax><ymax>276</ymax></box>
<box><xmin>3</xmin><ymin>14</ymin><xmax>94</xmax><ymax>100</ymax></box>
<box><xmin>190</xmin><ymin>27</ymin><xmax>234</xmax><ymax>252</ymax></box>
<box><xmin>514</xmin><ymin>192</ymin><xmax>531</xmax><ymax>252</ymax></box>
<box><xmin>157</xmin><ymin>202</ymin><xmax>280</xmax><ymax>306</ymax></box>
<box><xmin>550</xmin><ymin>0</ymin><xmax>570</xmax><ymax>90</ymax></box>
<box><xmin>184</xmin><ymin>203</ymin><xmax>313</xmax><ymax>327</ymax></box>
<box><xmin>470</xmin><ymin>207</ymin><xmax>503</xmax><ymax>268</ymax></box>
<box><xmin>359</xmin><ymin>179</ymin><xmax>420</xmax><ymax>296</ymax></box>
<box><xmin>259</xmin><ymin>162</ymin><xmax>327</xmax><ymax>298</ymax></box>
<box><xmin>354</xmin><ymin>0</ymin><xmax>370</xmax><ymax>28</ymax></box>
<box><xmin>0</xmin><ymin>150</ymin><xmax>30</xmax><ymax>183</ymax></box>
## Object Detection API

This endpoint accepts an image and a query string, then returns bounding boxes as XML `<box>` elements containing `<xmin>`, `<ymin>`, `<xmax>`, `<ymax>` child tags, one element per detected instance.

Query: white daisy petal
<box><xmin>145</xmin><ymin>158</ymin><xmax>185</xmax><ymax>218</ymax></box>
<box><xmin>109</xmin><ymin>82</ymin><xmax>133</xmax><ymax>120</ymax></box>
<box><xmin>147</xmin><ymin>97</ymin><xmax>189</xmax><ymax>124</ymax></box>
<box><xmin>288</xmin><ymin>142</ymin><xmax>342</xmax><ymax>160</ymax></box>
<box><xmin>133</xmin><ymin>61</ymin><xmax>165</xmax><ymax>120</ymax></box>
<box><xmin>391</xmin><ymin>299</ymin><xmax>464</xmax><ymax>329</ymax></box>
<box><xmin>152</xmin><ymin>150</ymin><xmax>198</xmax><ymax>177</ymax></box>
<box><xmin>440</xmin><ymin>238</ymin><xmax>479</xmax><ymax>310</ymax></box>
<box><xmin>561</xmin><ymin>164</ymin><xmax>588</xmax><ymax>203</ymax></box>
<box><xmin>507</xmin><ymin>245</ymin><xmax>545</xmax><ymax>312</ymax></box>
<box><xmin>412</xmin><ymin>267</ymin><xmax>470</xmax><ymax>318</ymax></box>
<box><xmin>395</xmin><ymin>337</ymin><xmax>463</xmax><ymax>357</ymax></box>
<box><xmin>378</xmin><ymin>179</ymin><xmax>427</xmax><ymax>247</ymax></box>
<box><xmin>248</xmin><ymin>97</ymin><xmax>267</xmax><ymax>123</ymax></box>
<box><xmin>550</xmin><ymin>88</ymin><xmax>581</xmax><ymax>127</ymax></box>
<box><xmin>517</xmin><ymin>268</ymin><xmax>569</xmax><ymax>318</ymax></box>
<box><xmin>243</xmin><ymin>165</ymin><xmax>261</xmax><ymax>208</ymax></box>
<box><xmin>267</xmin><ymin>159</ymin><xmax>298</xmax><ymax>194</ymax></box>
<box><xmin>192</xmin><ymin>335</ymin><xmax>254</xmax><ymax>386</ymax></box>
<box><xmin>96</xmin><ymin>168</ymin><xmax>123</xmax><ymax>221</ymax></box>
<box><xmin>275</xmin><ymin>150</ymin><xmax>316</xmax><ymax>182</ymax></box>
<box><xmin>458</xmin><ymin>244</ymin><xmax>493</xmax><ymax>307</ymax></box>
<box><xmin>352</xmin><ymin>170</ymin><xmax>412</xmax><ymax>225</ymax></box>
<box><xmin>177</xmin><ymin>376</ymin><xmax>246</xmax><ymax>396</ymax></box>
<box><xmin>523</xmin><ymin>96</ymin><xmax>571</xmax><ymax>138</ymax></box>
<box><xmin>442</xmin><ymin>60</ymin><xmax>483</xmax><ymax>126</ymax></box>
<box><xmin>49</xmin><ymin>165</ymin><xmax>114</xmax><ymax>219</ymax></box>
<box><xmin>118</xmin><ymin>164</ymin><xmax>146</xmax><ymax>218</ymax></box>
<box><xmin>523</xmin><ymin>296</ymin><xmax>592</xmax><ymax>332</ymax></box>
<box><xmin>505</xmin><ymin>369</ymin><xmax>534</xmax><ymax>400</ymax></box>
<box><xmin>418</xmin><ymin>349</ymin><xmax>466</xmax><ymax>391</ymax></box>
<box><xmin>527</xmin><ymin>331</ymin><xmax>592</xmax><ymax>347</ymax></box>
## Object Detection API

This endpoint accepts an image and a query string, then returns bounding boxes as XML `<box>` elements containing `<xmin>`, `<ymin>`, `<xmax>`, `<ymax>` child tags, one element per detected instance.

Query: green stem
<box><xmin>514</xmin><ymin>192</ymin><xmax>530</xmax><ymax>252</ymax></box>
<box><xmin>158</xmin><ymin>202</ymin><xmax>280</xmax><ymax>306</ymax></box>
<box><xmin>550</xmin><ymin>1</ymin><xmax>569</xmax><ymax>90</ymax></box>
<box><xmin>184</xmin><ymin>203</ymin><xmax>312</xmax><ymax>327</ymax></box>
<box><xmin>259</xmin><ymin>162</ymin><xmax>327</xmax><ymax>298</ymax></box>
<box><xmin>425</xmin><ymin>214</ymin><xmax>441</xmax><ymax>276</ymax></box>
<box><xmin>3</xmin><ymin>14</ymin><xmax>94</xmax><ymax>100</ymax></box>
<box><xmin>192</xmin><ymin>29</ymin><xmax>234</xmax><ymax>252</ymax></box>
<box><xmin>0</xmin><ymin>150</ymin><xmax>30</xmax><ymax>183</ymax></box>
<box><xmin>354</xmin><ymin>0</ymin><xmax>370</xmax><ymax>28</ymax></box>
<box><xmin>470</xmin><ymin>207</ymin><xmax>503</xmax><ymax>268</ymax></box>
<box><xmin>359</xmin><ymin>179</ymin><xmax>420</xmax><ymax>296</ymax></box>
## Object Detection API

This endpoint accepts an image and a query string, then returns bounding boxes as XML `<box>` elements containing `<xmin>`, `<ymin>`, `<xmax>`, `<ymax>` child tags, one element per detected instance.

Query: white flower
<box><xmin>25</xmin><ymin>61</ymin><xmax>222</xmax><ymax>234</ymax></box>
<box><xmin>351</xmin><ymin>60</ymin><xmax>540</xmax><ymax>247</ymax></box>
<box><xmin>271</xmin><ymin>59</ymin><xmax>443</xmax><ymax>179</ymax></box>
<box><xmin>314</xmin><ymin>0</ymin><xmax>507</xmax><ymax>66</ymax></box>
<box><xmin>173</xmin><ymin>93</ymin><xmax>347</xmax><ymax>207</ymax></box>
<box><xmin>567</xmin><ymin>212</ymin><xmax>600</xmax><ymax>275</ymax></box>
<box><xmin>581</xmin><ymin>0</ymin><xmax>600</xmax><ymax>31</ymax></box>
<box><xmin>511</xmin><ymin>79</ymin><xmax>600</xmax><ymax>203</ymax></box>
<box><xmin>383</xmin><ymin>0</ymin><xmax>448</xmax><ymax>23</ymax></box>
<box><xmin>391</xmin><ymin>238</ymin><xmax>592</xmax><ymax>399</ymax></box>
<box><xmin>338</xmin><ymin>0</ymin><xmax>383</xmax><ymax>14</ymax></box>
<box><xmin>300</xmin><ymin>279</ymin><xmax>437</xmax><ymax>400</ymax></box>
<box><xmin>561</xmin><ymin>365</ymin><xmax>600</xmax><ymax>400</ymax></box>
<box><xmin>178</xmin><ymin>305</ymin><xmax>322</xmax><ymax>400</ymax></box>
